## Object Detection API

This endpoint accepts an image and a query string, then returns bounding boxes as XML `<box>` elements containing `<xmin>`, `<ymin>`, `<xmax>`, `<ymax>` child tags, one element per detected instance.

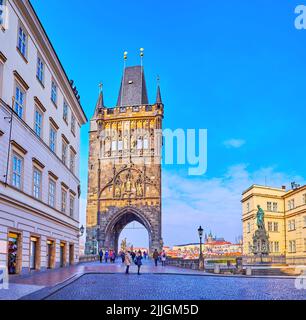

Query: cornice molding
<box><xmin>11</xmin><ymin>140</ymin><xmax>28</xmax><ymax>155</ymax></box>
<box><xmin>13</xmin><ymin>70</ymin><xmax>29</xmax><ymax>91</ymax></box>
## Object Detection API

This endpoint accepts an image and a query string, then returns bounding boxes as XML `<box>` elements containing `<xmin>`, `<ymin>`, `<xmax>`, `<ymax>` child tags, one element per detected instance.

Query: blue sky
<box><xmin>32</xmin><ymin>0</ymin><xmax>306</xmax><ymax>246</ymax></box>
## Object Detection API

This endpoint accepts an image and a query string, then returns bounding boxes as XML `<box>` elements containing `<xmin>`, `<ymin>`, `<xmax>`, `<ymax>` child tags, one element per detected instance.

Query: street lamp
<box><xmin>198</xmin><ymin>226</ymin><xmax>204</xmax><ymax>270</ymax></box>
<box><xmin>77</xmin><ymin>225</ymin><xmax>85</xmax><ymax>239</ymax></box>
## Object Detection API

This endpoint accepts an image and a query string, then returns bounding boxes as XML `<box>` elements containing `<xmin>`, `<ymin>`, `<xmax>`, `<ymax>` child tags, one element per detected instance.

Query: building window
<box><xmin>288</xmin><ymin>199</ymin><xmax>295</xmax><ymax>211</ymax></box>
<box><xmin>71</xmin><ymin>114</ymin><xmax>76</xmax><ymax>135</ymax></box>
<box><xmin>274</xmin><ymin>242</ymin><xmax>279</xmax><ymax>253</ymax></box>
<box><xmin>14</xmin><ymin>85</ymin><xmax>25</xmax><ymax>118</ymax></box>
<box><xmin>273</xmin><ymin>202</ymin><xmax>278</xmax><ymax>212</ymax></box>
<box><xmin>12</xmin><ymin>153</ymin><xmax>22</xmax><ymax>189</ymax></box>
<box><xmin>70</xmin><ymin>150</ymin><xmax>75</xmax><ymax>173</ymax></box>
<box><xmin>36</xmin><ymin>56</ymin><xmax>44</xmax><ymax>84</ymax></box>
<box><xmin>63</xmin><ymin>101</ymin><xmax>68</xmax><ymax>123</ymax></box>
<box><xmin>288</xmin><ymin>220</ymin><xmax>296</xmax><ymax>231</ymax></box>
<box><xmin>269</xmin><ymin>242</ymin><xmax>274</xmax><ymax>253</ymax></box>
<box><xmin>248</xmin><ymin>242</ymin><xmax>252</xmax><ymax>254</ymax></box>
<box><xmin>267</xmin><ymin>202</ymin><xmax>272</xmax><ymax>211</ymax></box>
<box><xmin>246</xmin><ymin>202</ymin><xmax>250</xmax><ymax>212</ymax></box>
<box><xmin>34</xmin><ymin>109</ymin><xmax>43</xmax><ymax>138</ymax></box>
<box><xmin>304</xmin><ymin>216</ymin><xmax>306</xmax><ymax>228</ymax></box>
<box><xmin>247</xmin><ymin>222</ymin><xmax>251</xmax><ymax>233</ymax></box>
<box><xmin>33</xmin><ymin>168</ymin><xmax>42</xmax><ymax>199</ymax></box>
<box><xmin>268</xmin><ymin>222</ymin><xmax>273</xmax><ymax>232</ymax></box>
<box><xmin>49</xmin><ymin>126</ymin><xmax>57</xmax><ymax>153</ymax></box>
<box><xmin>289</xmin><ymin>240</ymin><xmax>296</xmax><ymax>253</ymax></box>
<box><xmin>303</xmin><ymin>194</ymin><xmax>306</xmax><ymax>205</ymax></box>
<box><xmin>17</xmin><ymin>25</ymin><xmax>27</xmax><ymax>57</ymax></box>
<box><xmin>0</xmin><ymin>0</ymin><xmax>4</xmax><ymax>25</ymax></box>
<box><xmin>62</xmin><ymin>140</ymin><xmax>68</xmax><ymax>165</ymax></box>
<box><xmin>69</xmin><ymin>196</ymin><xmax>74</xmax><ymax>218</ymax></box>
<box><xmin>304</xmin><ymin>239</ymin><xmax>306</xmax><ymax>252</ymax></box>
<box><xmin>48</xmin><ymin>179</ymin><xmax>56</xmax><ymax>208</ymax></box>
<box><xmin>61</xmin><ymin>189</ymin><xmax>67</xmax><ymax>213</ymax></box>
<box><xmin>0</xmin><ymin>61</ymin><xmax>3</xmax><ymax>99</ymax></box>
<box><xmin>51</xmin><ymin>81</ymin><xmax>57</xmax><ymax>105</ymax></box>
<box><xmin>273</xmin><ymin>222</ymin><xmax>279</xmax><ymax>232</ymax></box>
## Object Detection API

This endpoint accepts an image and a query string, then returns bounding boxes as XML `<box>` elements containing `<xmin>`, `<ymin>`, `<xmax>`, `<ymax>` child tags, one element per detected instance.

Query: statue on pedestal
<box><xmin>252</xmin><ymin>205</ymin><xmax>270</xmax><ymax>257</ymax></box>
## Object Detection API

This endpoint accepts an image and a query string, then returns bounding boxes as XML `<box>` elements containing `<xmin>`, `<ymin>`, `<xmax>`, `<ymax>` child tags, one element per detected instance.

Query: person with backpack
<box><xmin>153</xmin><ymin>249</ymin><xmax>159</xmax><ymax>267</ymax></box>
<box><xmin>135</xmin><ymin>250</ymin><xmax>143</xmax><ymax>275</ymax></box>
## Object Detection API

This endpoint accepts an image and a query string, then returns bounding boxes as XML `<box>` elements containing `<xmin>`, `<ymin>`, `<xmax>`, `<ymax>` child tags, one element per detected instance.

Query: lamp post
<box><xmin>77</xmin><ymin>225</ymin><xmax>85</xmax><ymax>239</ymax></box>
<box><xmin>198</xmin><ymin>226</ymin><xmax>204</xmax><ymax>270</ymax></box>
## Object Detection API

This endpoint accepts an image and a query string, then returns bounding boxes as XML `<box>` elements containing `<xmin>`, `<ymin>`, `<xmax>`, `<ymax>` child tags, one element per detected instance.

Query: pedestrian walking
<box><xmin>161</xmin><ymin>250</ymin><xmax>167</xmax><ymax>267</ymax></box>
<box><xmin>124</xmin><ymin>251</ymin><xmax>132</xmax><ymax>274</ymax></box>
<box><xmin>153</xmin><ymin>249</ymin><xmax>159</xmax><ymax>267</ymax></box>
<box><xmin>99</xmin><ymin>249</ymin><xmax>103</xmax><ymax>263</ymax></box>
<box><xmin>112</xmin><ymin>251</ymin><xmax>116</xmax><ymax>263</ymax></box>
<box><xmin>105</xmin><ymin>250</ymin><xmax>109</xmax><ymax>263</ymax></box>
<box><xmin>135</xmin><ymin>250</ymin><xmax>143</xmax><ymax>275</ymax></box>
<box><xmin>121</xmin><ymin>251</ymin><xmax>125</xmax><ymax>263</ymax></box>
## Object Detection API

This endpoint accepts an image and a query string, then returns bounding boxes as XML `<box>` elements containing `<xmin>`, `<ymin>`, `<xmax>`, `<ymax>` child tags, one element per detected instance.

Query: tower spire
<box><xmin>120</xmin><ymin>51</ymin><xmax>128</xmax><ymax>107</ymax></box>
<box><xmin>156</xmin><ymin>75</ymin><xmax>162</xmax><ymax>104</ymax></box>
<box><xmin>93</xmin><ymin>82</ymin><xmax>104</xmax><ymax>116</ymax></box>
<box><xmin>140</xmin><ymin>48</ymin><xmax>144</xmax><ymax>105</ymax></box>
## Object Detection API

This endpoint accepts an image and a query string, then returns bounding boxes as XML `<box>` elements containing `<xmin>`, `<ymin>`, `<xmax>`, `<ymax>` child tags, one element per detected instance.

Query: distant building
<box><xmin>171</xmin><ymin>236</ymin><xmax>242</xmax><ymax>259</ymax></box>
<box><xmin>242</xmin><ymin>184</ymin><xmax>306</xmax><ymax>263</ymax></box>
<box><xmin>0</xmin><ymin>0</ymin><xmax>87</xmax><ymax>275</ymax></box>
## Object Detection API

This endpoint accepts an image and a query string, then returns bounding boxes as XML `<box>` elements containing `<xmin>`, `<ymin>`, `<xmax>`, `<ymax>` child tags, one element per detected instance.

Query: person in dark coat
<box><xmin>99</xmin><ymin>249</ymin><xmax>104</xmax><ymax>263</ymax></box>
<box><xmin>104</xmin><ymin>250</ymin><xmax>109</xmax><ymax>263</ymax></box>
<box><xmin>153</xmin><ymin>249</ymin><xmax>159</xmax><ymax>267</ymax></box>
<box><xmin>135</xmin><ymin>251</ymin><xmax>143</xmax><ymax>275</ymax></box>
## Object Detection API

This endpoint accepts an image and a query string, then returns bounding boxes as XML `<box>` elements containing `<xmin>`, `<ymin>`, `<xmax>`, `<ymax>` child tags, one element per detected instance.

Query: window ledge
<box><xmin>16</xmin><ymin>47</ymin><xmax>28</xmax><ymax>64</ymax></box>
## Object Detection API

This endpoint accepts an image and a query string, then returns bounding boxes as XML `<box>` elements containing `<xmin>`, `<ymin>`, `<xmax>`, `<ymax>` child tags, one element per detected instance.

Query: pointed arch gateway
<box><xmin>103</xmin><ymin>206</ymin><xmax>154</xmax><ymax>253</ymax></box>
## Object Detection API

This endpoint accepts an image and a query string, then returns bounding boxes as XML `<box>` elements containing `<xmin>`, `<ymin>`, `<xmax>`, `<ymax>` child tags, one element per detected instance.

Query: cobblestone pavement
<box><xmin>2</xmin><ymin>259</ymin><xmax>202</xmax><ymax>300</ymax></box>
<box><xmin>46</xmin><ymin>273</ymin><xmax>306</xmax><ymax>300</ymax></box>
<box><xmin>2</xmin><ymin>260</ymin><xmax>305</xmax><ymax>300</ymax></box>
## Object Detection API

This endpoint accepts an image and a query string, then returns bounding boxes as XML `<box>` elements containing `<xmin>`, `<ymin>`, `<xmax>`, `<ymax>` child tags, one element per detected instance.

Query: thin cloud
<box><xmin>224</xmin><ymin>139</ymin><xmax>246</xmax><ymax>149</ymax></box>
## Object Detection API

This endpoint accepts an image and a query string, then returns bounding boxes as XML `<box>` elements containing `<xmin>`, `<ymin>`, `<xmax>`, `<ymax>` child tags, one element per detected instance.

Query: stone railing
<box><xmin>79</xmin><ymin>255</ymin><xmax>99</xmax><ymax>263</ymax></box>
<box><xmin>166</xmin><ymin>258</ymin><xmax>200</xmax><ymax>270</ymax></box>
<box><xmin>243</xmin><ymin>255</ymin><xmax>287</xmax><ymax>265</ymax></box>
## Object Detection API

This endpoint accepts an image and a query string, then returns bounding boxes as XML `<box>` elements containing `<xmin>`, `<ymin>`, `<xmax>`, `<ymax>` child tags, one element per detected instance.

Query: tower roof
<box><xmin>93</xmin><ymin>90</ymin><xmax>104</xmax><ymax>118</ymax></box>
<box><xmin>156</xmin><ymin>85</ymin><xmax>162</xmax><ymax>104</ymax></box>
<box><xmin>117</xmin><ymin>66</ymin><xmax>149</xmax><ymax>106</ymax></box>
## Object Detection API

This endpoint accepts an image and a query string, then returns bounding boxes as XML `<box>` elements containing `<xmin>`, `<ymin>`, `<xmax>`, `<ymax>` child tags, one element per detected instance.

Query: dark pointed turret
<box><xmin>117</xmin><ymin>66</ymin><xmax>149</xmax><ymax>106</ymax></box>
<box><xmin>156</xmin><ymin>85</ymin><xmax>162</xmax><ymax>104</ymax></box>
<box><xmin>93</xmin><ymin>85</ymin><xmax>105</xmax><ymax>117</ymax></box>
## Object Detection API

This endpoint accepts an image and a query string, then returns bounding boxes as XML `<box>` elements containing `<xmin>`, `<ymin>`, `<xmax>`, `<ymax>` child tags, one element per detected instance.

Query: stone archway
<box><xmin>99</xmin><ymin>206</ymin><xmax>162</xmax><ymax>254</ymax></box>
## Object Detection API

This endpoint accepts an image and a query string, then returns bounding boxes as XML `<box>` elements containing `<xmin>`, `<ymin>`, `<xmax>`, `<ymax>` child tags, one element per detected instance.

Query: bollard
<box><xmin>246</xmin><ymin>267</ymin><xmax>252</xmax><ymax>276</ymax></box>
<box><xmin>214</xmin><ymin>264</ymin><xmax>220</xmax><ymax>274</ymax></box>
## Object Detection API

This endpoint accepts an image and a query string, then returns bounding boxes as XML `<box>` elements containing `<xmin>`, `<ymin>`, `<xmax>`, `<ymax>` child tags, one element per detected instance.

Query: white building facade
<box><xmin>0</xmin><ymin>0</ymin><xmax>87</xmax><ymax>274</ymax></box>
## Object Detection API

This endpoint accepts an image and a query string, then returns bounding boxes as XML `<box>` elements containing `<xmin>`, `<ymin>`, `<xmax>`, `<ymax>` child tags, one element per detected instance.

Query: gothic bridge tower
<box><xmin>86</xmin><ymin>60</ymin><xmax>164</xmax><ymax>254</ymax></box>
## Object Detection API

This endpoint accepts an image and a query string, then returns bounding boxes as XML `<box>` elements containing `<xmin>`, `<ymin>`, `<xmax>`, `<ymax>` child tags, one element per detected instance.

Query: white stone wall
<box><xmin>0</xmin><ymin>0</ymin><xmax>86</xmax><ymax>272</ymax></box>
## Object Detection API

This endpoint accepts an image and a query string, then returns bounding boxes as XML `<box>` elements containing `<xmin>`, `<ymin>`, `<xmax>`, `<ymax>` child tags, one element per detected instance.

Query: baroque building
<box><xmin>0</xmin><ymin>0</ymin><xmax>87</xmax><ymax>274</ymax></box>
<box><xmin>242</xmin><ymin>184</ymin><xmax>306</xmax><ymax>264</ymax></box>
<box><xmin>86</xmin><ymin>65</ymin><xmax>164</xmax><ymax>254</ymax></box>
